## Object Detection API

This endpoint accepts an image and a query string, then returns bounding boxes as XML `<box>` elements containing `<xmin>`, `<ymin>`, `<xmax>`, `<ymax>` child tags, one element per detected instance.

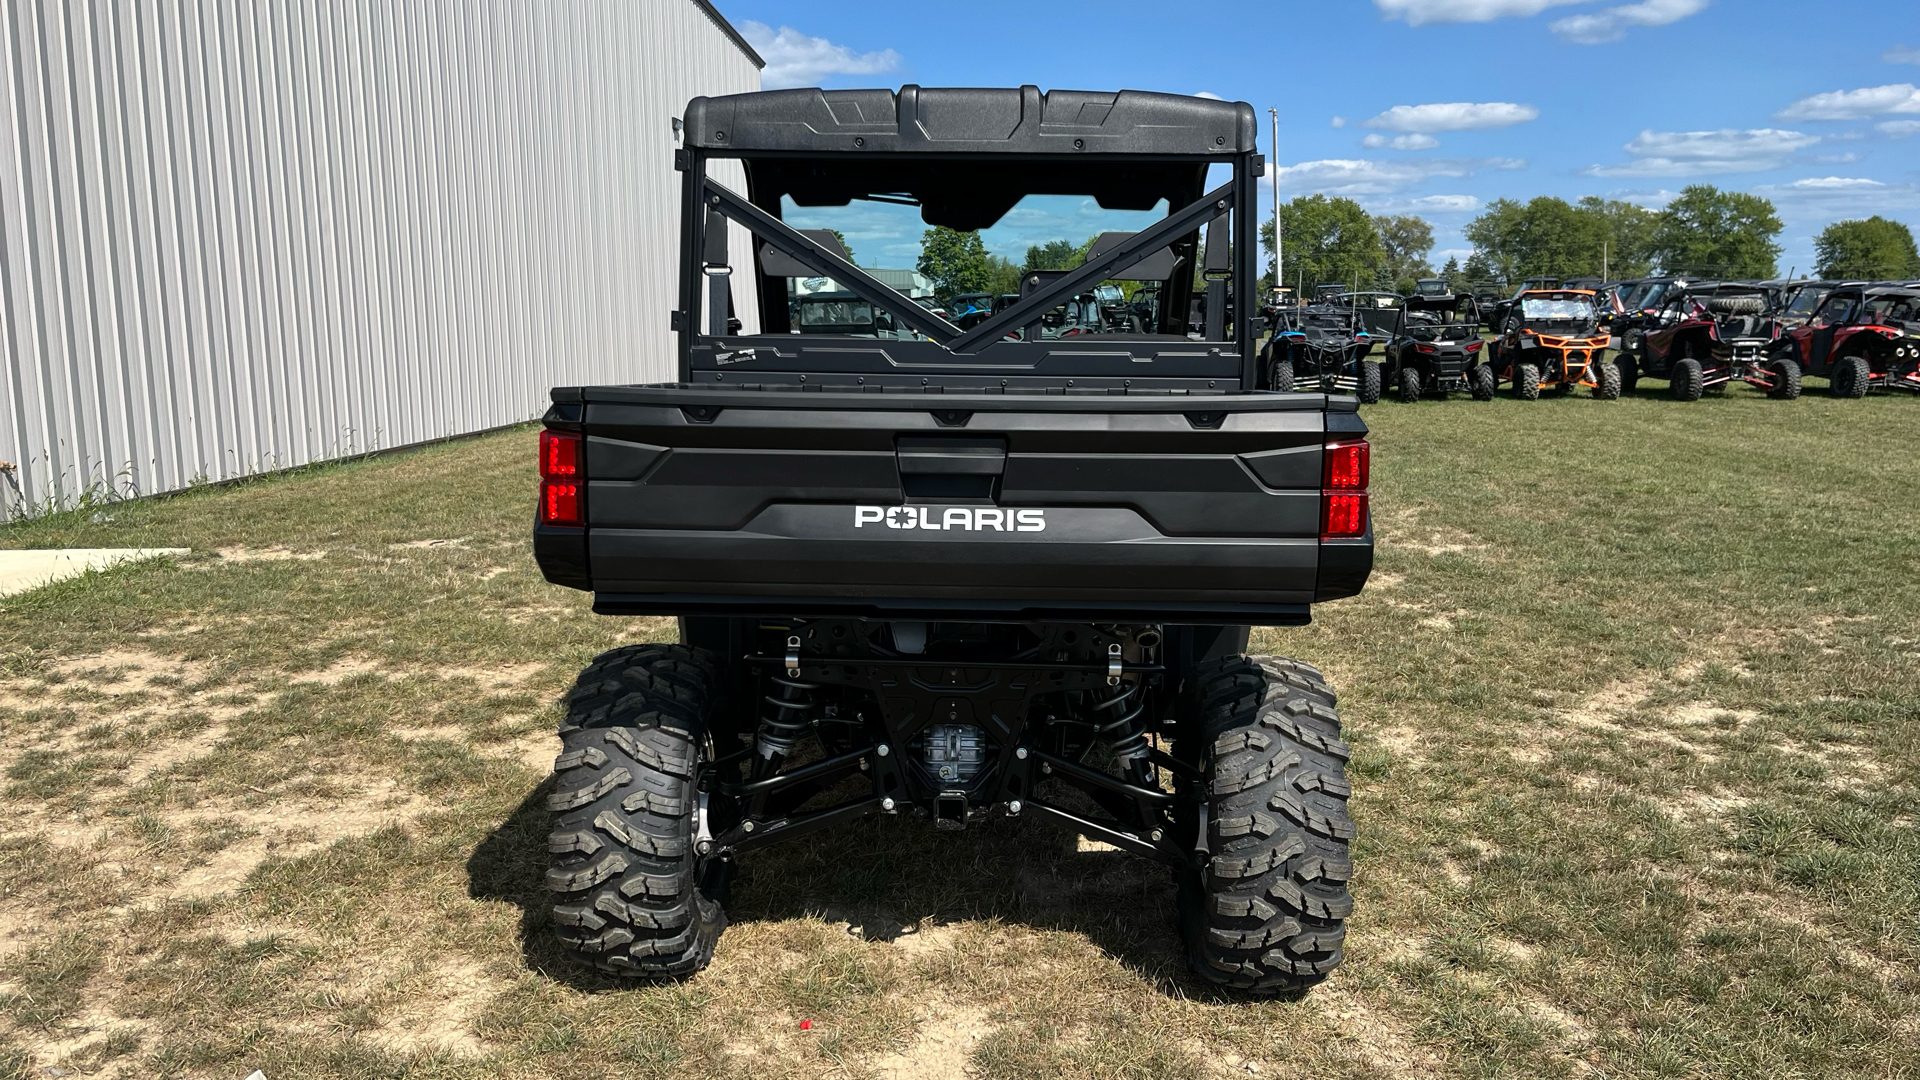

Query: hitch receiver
<box><xmin>934</xmin><ymin>791</ymin><xmax>969</xmax><ymax>831</ymax></box>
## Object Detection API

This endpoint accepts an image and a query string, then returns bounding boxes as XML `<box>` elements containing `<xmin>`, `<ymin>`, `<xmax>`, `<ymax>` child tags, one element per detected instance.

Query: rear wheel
<box><xmin>1616</xmin><ymin>351</ymin><xmax>1639</xmax><ymax>394</ymax></box>
<box><xmin>1593</xmin><ymin>359</ymin><xmax>1622</xmax><ymax>400</ymax></box>
<box><xmin>1178</xmin><ymin>656</ymin><xmax>1353</xmax><ymax>994</ymax></box>
<box><xmin>1271</xmin><ymin>357</ymin><xmax>1296</xmax><ymax>392</ymax></box>
<box><xmin>546</xmin><ymin>644</ymin><xmax>731</xmax><ymax>978</ymax></box>
<box><xmin>1670</xmin><ymin>358</ymin><xmax>1705</xmax><ymax>401</ymax></box>
<box><xmin>1832</xmin><ymin>355</ymin><xmax>1869</xmax><ymax>398</ymax></box>
<box><xmin>1397</xmin><ymin>365</ymin><xmax>1423</xmax><ymax>403</ymax></box>
<box><xmin>1515</xmin><ymin>363</ymin><xmax>1541</xmax><ymax>401</ymax></box>
<box><xmin>1470</xmin><ymin>363</ymin><xmax>1495</xmax><ymax>401</ymax></box>
<box><xmin>1768</xmin><ymin>357</ymin><xmax>1802</xmax><ymax>400</ymax></box>
<box><xmin>1356</xmin><ymin>362</ymin><xmax>1382</xmax><ymax>404</ymax></box>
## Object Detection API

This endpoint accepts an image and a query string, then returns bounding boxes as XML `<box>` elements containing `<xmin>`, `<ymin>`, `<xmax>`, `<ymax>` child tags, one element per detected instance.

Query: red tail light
<box><xmin>1323</xmin><ymin>493</ymin><xmax>1369</xmax><ymax>538</ymax></box>
<box><xmin>540</xmin><ymin>429</ymin><xmax>581</xmax><ymax>479</ymax></box>
<box><xmin>539</xmin><ymin>430</ymin><xmax>584</xmax><ymax>527</ymax></box>
<box><xmin>542</xmin><ymin>482</ymin><xmax>582</xmax><ymax>527</ymax></box>
<box><xmin>1322</xmin><ymin>439</ymin><xmax>1369</xmax><ymax>539</ymax></box>
<box><xmin>1466</xmin><ymin>340</ymin><xmax>1483</xmax><ymax>352</ymax></box>
<box><xmin>1324</xmin><ymin>440</ymin><xmax>1369</xmax><ymax>491</ymax></box>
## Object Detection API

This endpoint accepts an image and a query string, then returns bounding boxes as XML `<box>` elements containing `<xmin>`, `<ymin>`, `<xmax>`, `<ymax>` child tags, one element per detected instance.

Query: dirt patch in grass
<box><xmin>210</xmin><ymin>544</ymin><xmax>326</xmax><ymax>562</ymax></box>
<box><xmin>868</xmin><ymin>996</ymin><xmax>994</xmax><ymax>1080</ymax></box>
<box><xmin>365</xmin><ymin>958</ymin><xmax>504</xmax><ymax>1057</ymax></box>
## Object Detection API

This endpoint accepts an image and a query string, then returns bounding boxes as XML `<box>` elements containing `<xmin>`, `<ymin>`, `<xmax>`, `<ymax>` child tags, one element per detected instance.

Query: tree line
<box><xmin>885</xmin><ymin>187</ymin><xmax>1920</xmax><ymax>306</ymax></box>
<box><xmin>1261</xmin><ymin>186</ymin><xmax>1920</xmax><ymax>293</ymax></box>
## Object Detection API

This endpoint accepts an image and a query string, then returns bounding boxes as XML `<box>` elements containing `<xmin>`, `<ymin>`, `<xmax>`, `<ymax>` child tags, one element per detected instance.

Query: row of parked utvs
<box><xmin>1260</xmin><ymin>277</ymin><xmax>1920</xmax><ymax>403</ymax></box>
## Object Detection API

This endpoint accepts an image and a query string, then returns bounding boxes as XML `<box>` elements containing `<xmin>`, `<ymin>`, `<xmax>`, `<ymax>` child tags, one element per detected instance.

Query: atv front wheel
<box><xmin>1357</xmin><ymin>362</ymin><xmax>1382</xmax><ymax>404</ymax></box>
<box><xmin>1397</xmin><ymin>366</ymin><xmax>1423</xmax><ymax>403</ymax></box>
<box><xmin>1179</xmin><ymin>656</ymin><xmax>1353</xmax><ymax>994</ymax></box>
<box><xmin>546</xmin><ymin>644</ymin><xmax>731</xmax><ymax>978</ymax></box>
<box><xmin>1593</xmin><ymin>359</ymin><xmax>1622</xmax><ymax>400</ymax></box>
<box><xmin>1670</xmin><ymin>358</ymin><xmax>1705</xmax><ymax>401</ymax></box>
<box><xmin>1768</xmin><ymin>357</ymin><xmax>1802</xmax><ymax>400</ymax></box>
<box><xmin>1515</xmin><ymin>363</ymin><xmax>1541</xmax><ymax>400</ymax></box>
<box><xmin>1832</xmin><ymin>356</ymin><xmax>1869</xmax><ymax>398</ymax></box>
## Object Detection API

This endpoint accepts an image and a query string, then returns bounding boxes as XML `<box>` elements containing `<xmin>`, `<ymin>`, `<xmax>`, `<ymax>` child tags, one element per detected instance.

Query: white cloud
<box><xmin>1373</xmin><ymin>0</ymin><xmax>1584</xmax><ymax>25</ymax></box>
<box><xmin>1608</xmin><ymin>188</ymin><xmax>1681</xmax><ymax>208</ymax></box>
<box><xmin>1193</xmin><ymin>91</ymin><xmax>1225</xmax><ymax>100</ymax></box>
<box><xmin>1410</xmin><ymin>194</ymin><xmax>1482</xmax><ymax>211</ymax></box>
<box><xmin>1549</xmin><ymin>0</ymin><xmax>1709</xmax><ymax>44</ymax></box>
<box><xmin>1886</xmin><ymin>45</ymin><xmax>1920</xmax><ymax>65</ymax></box>
<box><xmin>1783</xmin><ymin>176</ymin><xmax>1885</xmax><ymax>190</ymax></box>
<box><xmin>1815</xmin><ymin>152</ymin><xmax>1863</xmax><ymax>163</ymax></box>
<box><xmin>1331</xmin><ymin>116</ymin><xmax>1348</xmax><ymax>128</ymax></box>
<box><xmin>1269</xmin><ymin>157</ymin><xmax>1525</xmax><ymax>197</ymax></box>
<box><xmin>1775</xmin><ymin>84</ymin><xmax>1920</xmax><ymax>121</ymax></box>
<box><xmin>1880</xmin><ymin>120</ymin><xmax>1920</xmax><ymax>137</ymax></box>
<box><xmin>739</xmin><ymin>22</ymin><xmax>902</xmax><ymax>91</ymax></box>
<box><xmin>1584</xmin><ymin>128</ymin><xmax>1820</xmax><ymax>177</ymax></box>
<box><xmin>1363</xmin><ymin>102</ymin><xmax>1539</xmax><ymax>132</ymax></box>
<box><xmin>1362</xmin><ymin>133</ymin><xmax>1442</xmax><ymax>150</ymax></box>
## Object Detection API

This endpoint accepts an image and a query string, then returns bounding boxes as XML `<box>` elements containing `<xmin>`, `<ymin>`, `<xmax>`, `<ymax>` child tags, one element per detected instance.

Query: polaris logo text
<box><xmin>855</xmin><ymin>506</ymin><xmax>1046</xmax><ymax>532</ymax></box>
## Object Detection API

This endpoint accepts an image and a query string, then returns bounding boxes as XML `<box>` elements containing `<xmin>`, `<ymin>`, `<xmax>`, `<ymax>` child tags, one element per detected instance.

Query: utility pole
<box><xmin>1269</xmin><ymin>108</ymin><xmax>1282</xmax><ymax>298</ymax></box>
<box><xmin>1602</xmin><ymin>240</ymin><xmax>1609</xmax><ymax>282</ymax></box>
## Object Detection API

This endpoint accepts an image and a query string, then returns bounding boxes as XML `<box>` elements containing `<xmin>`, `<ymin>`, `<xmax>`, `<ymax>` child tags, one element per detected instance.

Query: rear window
<box><xmin>798</xmin><ymin>300</ymin><xmax>876</xmax><ymax>326</ymax></box>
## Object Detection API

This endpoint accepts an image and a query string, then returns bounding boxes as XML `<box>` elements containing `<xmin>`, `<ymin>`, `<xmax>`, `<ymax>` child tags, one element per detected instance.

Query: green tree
<box><xmin>917</xmin><ymin>227</ymin><xmax>994</xmax><ymax>304</ymax></box>
<box><xmin>1260</xmin><ymin>195</ymin><xmax>1383</xmax><ymax>295</ymax></box>
<box><xmin>1462</xmin><ymin>250</ymin><xmax>1498</xmax><ymax>289</ymax></box>
<box><xmin>1651</xmin><ymin>185</ymin><xmax>1782</xmax><ymax>278</ymax></box>
<box><xmin>1814</xmin><ymin>216</ymin><xmax>1920</xmax><ymax>279</ymax></box>
<box><xmin>1023</xmin><ymin>238</ymin><xmax>1083</xmax><ymax>273</ymax></box>
<box><xmin>1374</xmin><ymin>214</ymin><xmax>1435</xmax><ymax>293</ymax></box>
<box><xmin>1439</xmin><ymin>255</ymin><xmax>1467</xmax><ymax>293</ymax></box>
<box><xmin>984</xmin><ymin>254</ymin><xmax>1023</xmax><ymax>298</ymax></box>
<box><xmin>1575</xmin><ymin>196</ymin><xmax>1658</xmax><ymax>278</ymax></box>
<box><xmin>1463</xmin><ymin>197</ymin><xmax>1609</xmax><ymax>283</ymax></box>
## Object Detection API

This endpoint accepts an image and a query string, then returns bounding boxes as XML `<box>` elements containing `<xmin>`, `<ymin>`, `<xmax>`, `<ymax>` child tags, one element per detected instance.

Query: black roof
<box><xmin>683</xmin><ymin>85</ymin><xmax>1258</xmax><ymax>156</ymax></box>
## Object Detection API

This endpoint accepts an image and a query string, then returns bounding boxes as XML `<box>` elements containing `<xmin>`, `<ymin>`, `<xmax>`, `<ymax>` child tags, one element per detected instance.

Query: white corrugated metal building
<box><xmin>0</xmin><ymin>0</ymin><xmax>762</xmax><ymax>515</ymax></box>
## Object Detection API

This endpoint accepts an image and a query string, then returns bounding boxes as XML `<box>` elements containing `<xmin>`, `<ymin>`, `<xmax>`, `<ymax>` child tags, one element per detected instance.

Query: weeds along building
<box><xmin>0</xmin><ymin>0</ymin><xmax>761</xmax><ymax>515</ymax></box>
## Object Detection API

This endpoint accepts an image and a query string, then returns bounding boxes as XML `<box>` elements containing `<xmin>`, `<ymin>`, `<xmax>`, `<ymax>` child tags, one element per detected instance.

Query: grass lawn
<box><xmin>0</xmin><ymin>381</ymin><xmax>1915</xmax><ymax>1079</ymax></box>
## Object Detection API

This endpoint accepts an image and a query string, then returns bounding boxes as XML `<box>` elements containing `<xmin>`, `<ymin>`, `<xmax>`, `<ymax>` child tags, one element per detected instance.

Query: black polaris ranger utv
<box><xmin>532</xmin><ymin>86</ymin><xmax>1371</xmax><ymax>995</ymax></box>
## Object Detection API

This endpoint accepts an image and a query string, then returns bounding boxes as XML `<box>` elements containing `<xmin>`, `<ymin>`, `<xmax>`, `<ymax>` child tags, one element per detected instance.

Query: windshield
<box><xmin>1786</xmin><ymin>286</ymin><xmax>1832</xmax><ymax>318</ymax></box>
<box><xmin>1521</xmin><ymin>298</ymin><xmax>1596</xmax><ymax>320</ymax></box>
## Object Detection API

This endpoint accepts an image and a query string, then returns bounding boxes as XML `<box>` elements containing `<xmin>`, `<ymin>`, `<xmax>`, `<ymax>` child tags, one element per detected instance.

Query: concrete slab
<box><xmin>0</xmin><ymin>548</ymin><xmax>189</xmax><ymax>597</ymax></box>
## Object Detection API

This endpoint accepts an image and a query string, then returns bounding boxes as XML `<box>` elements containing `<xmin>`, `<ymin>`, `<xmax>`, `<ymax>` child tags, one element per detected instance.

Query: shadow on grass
<box><xmin>466</xmin><ymin>776</ymin><xmax>1264</xmax><ymax>1001</ymax></box>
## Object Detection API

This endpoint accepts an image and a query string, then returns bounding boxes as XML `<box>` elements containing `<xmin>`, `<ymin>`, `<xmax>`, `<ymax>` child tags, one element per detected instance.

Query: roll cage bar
<box><xmin>672</xmin><ymin>87</ymin><xmax>1266</xmax><ymax>390</ymax></box>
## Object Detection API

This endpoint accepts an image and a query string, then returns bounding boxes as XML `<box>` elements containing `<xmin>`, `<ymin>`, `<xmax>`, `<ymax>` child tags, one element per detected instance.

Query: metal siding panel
<box><xmin>1</xmin><ymin>0</ymin><xmax>760</xmax><ymax>512</ymax></box>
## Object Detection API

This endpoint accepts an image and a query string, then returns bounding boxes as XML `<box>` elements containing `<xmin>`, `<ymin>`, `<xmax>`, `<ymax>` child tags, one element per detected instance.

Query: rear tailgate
<box><xmin>535</xmin><ymin>386</ymin><xmax>1371</xmax><ymax>624</ymax></box>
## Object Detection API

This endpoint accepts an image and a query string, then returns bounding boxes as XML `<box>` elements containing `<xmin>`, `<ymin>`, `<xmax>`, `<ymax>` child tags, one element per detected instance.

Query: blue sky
<box><xmin>721</xmin><ymin>0</ymin><xmax>1919</xmax><ymax>277</ymax></box>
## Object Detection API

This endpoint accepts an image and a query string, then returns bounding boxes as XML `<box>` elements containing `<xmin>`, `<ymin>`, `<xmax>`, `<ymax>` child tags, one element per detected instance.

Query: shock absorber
<box><xmin>1091</xmin><ymin>642</ymin><xmax>1149</xmax><ymax>769</ymax></box>
<box><xmin>755</xmin><ymin>636</ymin><xmax>817</xmax><ymax>771</ymax></box>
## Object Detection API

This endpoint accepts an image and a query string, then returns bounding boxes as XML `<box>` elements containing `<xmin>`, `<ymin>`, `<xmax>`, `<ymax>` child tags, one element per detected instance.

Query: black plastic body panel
<box><xmin>533</xmin><ymin>385</ymin><xmax>1372</xmax><ymax>624</ymax></box>
<box><xmin>684</xmin><ymin>86</ymin><xmax>1257</xmax><ymax>157</ymax></box>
